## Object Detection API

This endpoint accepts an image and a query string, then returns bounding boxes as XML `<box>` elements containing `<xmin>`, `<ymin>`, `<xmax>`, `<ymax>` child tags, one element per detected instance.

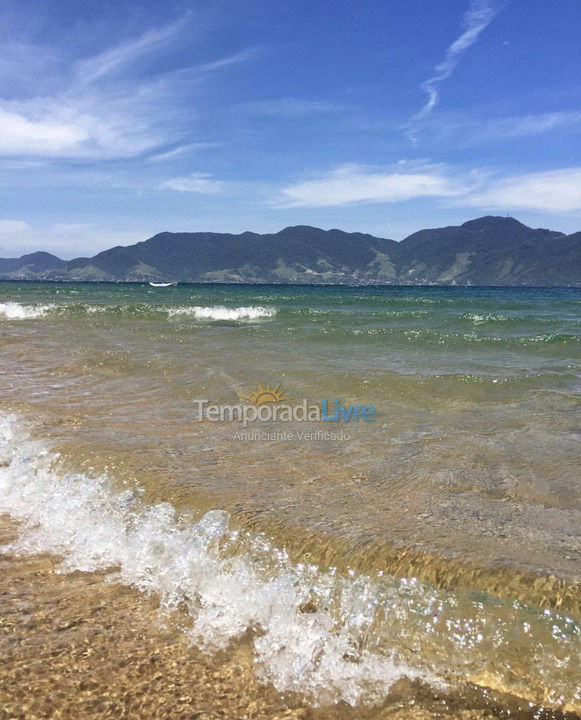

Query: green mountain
<box><xmin>1</xmin><ymin>217</ymin><xmax>580</xmax><ymax>285</ymax></box>
<box><xmin>0</xmin><ymin>251</ymin><xmax>66</xmax><ymax>277</ymax></box>
<box><xmin>397</xmin><ymin>217</ymin><xmax>579</xmax><ymax>286</ymax></box>
<box><xmin>65</xmin><ymin>226</ymin><xmax>399</xmax><ymax>284</ymax></box>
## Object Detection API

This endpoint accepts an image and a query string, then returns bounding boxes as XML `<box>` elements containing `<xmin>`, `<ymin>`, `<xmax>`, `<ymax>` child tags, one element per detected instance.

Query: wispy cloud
<box><xmin>0</xmin><ymin>109</ymin><xmax>88</xmax><ymax>155</ymax></box>
<box><xmin>146</xmin><ymin>142</ymin><xmax>221</xmax><ymax>163</ymax></box>
<box><xmin>74</xmin><ymin>20</ymin><xmax>185</xmax><ymax>85</ymax></box>
<box><xmin>462</xmin><ymin>167</ymin><xmax>581</xmax><ymax>212</ymax></box>
<box><xmin>0</xmin><ymin>219</ymin><xmax>30</xmax><ymax>237</ymax></box>
<box><xmin>468</xmin><ymin>110</ymin><xmax>581</xmax><ymax>142</ymax></box>
<box><xmin>279</xmin><ymin>163</ymin><xmax>471</xmax><ymax>207</ymax></box>
<box><xmin>406</xmin><ymin>109</ymin><xmax>581</xmax><ymax>148</ymax></box>
<box><xmin>407</xmin><ymin>0</ymin><xmax>500</xmax><ymax>139</ymax></box>
<box><xmin>185</xmin><ymin>48</ymin><xmax>257</xmax><ymax>77</ymax></box>
<box><xmin>160</xmin><ymin>173</ymin><xmax>224</xmax><ymax>193</ymax></box>
<box><xmin>280</xmin><ymin>162</ymin><xmax>581</xmax><ymax>215</ymax></box>
<box><xmin>0</xmin><ymin>20</ymin><xmax>252</xmax><ymax>161</ymax></box>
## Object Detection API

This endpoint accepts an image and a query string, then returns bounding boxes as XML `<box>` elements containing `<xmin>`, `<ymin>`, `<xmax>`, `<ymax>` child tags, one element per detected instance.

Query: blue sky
<box><xmin>1</xmin><ymin>0</ymin><xmax>581</xmax><ymax>257</ymax></box>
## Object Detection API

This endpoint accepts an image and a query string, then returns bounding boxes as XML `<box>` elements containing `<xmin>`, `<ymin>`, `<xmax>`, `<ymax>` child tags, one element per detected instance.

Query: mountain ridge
<box><xmin>1</xmin><ymin>216</ymin><xmax>580</xmax><ymax>286</ymax></box>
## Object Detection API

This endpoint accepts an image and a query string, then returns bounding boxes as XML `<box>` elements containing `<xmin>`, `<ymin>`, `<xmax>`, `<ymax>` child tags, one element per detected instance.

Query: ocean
<box><xmin>0</xmin><ymin>281</ymin><xmax>580</xmax><ymax>717</ymax></box>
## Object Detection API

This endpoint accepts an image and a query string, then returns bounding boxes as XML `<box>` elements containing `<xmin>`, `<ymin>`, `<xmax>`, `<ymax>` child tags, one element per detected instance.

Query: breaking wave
<box><xmin>168</xmin><ymin>305</ymin><xmax>276</xmax><ymax>321</ymax></box>
<box><xmin>0</xmin><ymin>414</ymin><xmax>579</xmax><ymax>711</ymax></box>
<box><xmin>0</xmin><ymin>302</ymin><xmax>276</xmax><ymax>322</ymax></box>
<box><xmin>0</xmin><ymin>414</ymin><xmax>427</xmax><ymax>706</ymax></box>
<box><xmin>0</xmin><ymin>302</ymin><xmax>55</xmax><ymax>319</ymax></box>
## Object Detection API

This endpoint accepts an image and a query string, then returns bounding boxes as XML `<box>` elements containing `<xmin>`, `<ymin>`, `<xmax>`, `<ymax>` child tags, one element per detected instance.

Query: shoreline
<box><xmin>5</xmin><ymin>404</ymin><xmax>580</xmax><ymax>618</ymax></box>
<box><xmin>1</xmin><ymin>515</ymin><xmax>578</xmax><ymax>720</ymax></box>
<box><xmin>1</xmin><ymin>281</ymin><xmax>580</xmax><ymax>718</ymax></box>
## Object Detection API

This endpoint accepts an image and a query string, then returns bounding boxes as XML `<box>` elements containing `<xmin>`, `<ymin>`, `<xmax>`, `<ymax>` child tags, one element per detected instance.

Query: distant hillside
<box><xmin>0</xmin><ymin>251</ymin><xmax>66</xmax><ymax>276</ymax></box>
<box><xmin>397</xmin><ymin>217</ymin><xmax>580</xmax><ymax>286</ymax></box>
<box><xmin>1</xmin><ymin>217</ymin><xmax>580</xmax><ymax>286</ymax></box>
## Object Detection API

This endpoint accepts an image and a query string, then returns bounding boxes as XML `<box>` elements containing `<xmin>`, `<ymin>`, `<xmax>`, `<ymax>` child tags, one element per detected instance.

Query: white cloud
<box><xmin>145</xmin><ymin>142</ymin><xmax>221</xmax><ymax>163</ymax></box>
<box><xmin>279</xmin><ymin>163</ymin><xmax>469</xmax><ymax>207</ymax></box>
<box><xmin>408</xmin><ymin>109</ymin><xmax>581</xmax><ymax>149</ymax></box>
<box><xmin>0</xmin><ymin>21</ymin><xmax>252</xmax><ymax>161</ymax></box>
<box><xmin>160</xmin><ymin>173</ymin><xmax>224</xmax><ymax>193</ymax></box>
<box><xmin>471</xmin><ymin>111</ymin><xmax>581</xmax><ymax>141</ymax></box>
<box><xmin>74</xmin><ymin>22</ymin><xmax>184</xmax><ymax>85</ymax></box>
<box><xmin>0</xmin><ymin>95</ymin><xmax>170</xmax><ymax>159</ymax></box>
<box><xmin>463</xmin><ymin>167</ymin><xmax>581</xmax><ymax>212</ymax></box>
<box><xmin>183</xmin><ymin>48</ymin><xmax>257</xmax><ymax>77</ymax></box>
<box><xmin>0</xmin><ymin>219</ymin><xmax>31</xmax><ymax>235</ymax></box>
<box><xmin>0</xmin><ymin>109</ymin><xmax>89</xmax><ymax>155</ymax></box>
<box><xmin>280</xmin><ymin>162</ymin><xmax>581</xmax><ymax>215</ymax></box>
<box><xmin>408</xmin><ymin>0</ymin><xmax>500</xmax><ymax>137</ymax></box>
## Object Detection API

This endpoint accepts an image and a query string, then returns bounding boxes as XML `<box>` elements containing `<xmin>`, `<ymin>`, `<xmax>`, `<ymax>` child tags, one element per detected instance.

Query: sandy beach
<box><xmin>1</xmin><ymin>283</ymin><xmax>580</xmax><ymax>717</ymax></box>
<box><xmin>1</xmin><ymin>515</ymin><xmax>530</xmax><ymax>720</ymax></box>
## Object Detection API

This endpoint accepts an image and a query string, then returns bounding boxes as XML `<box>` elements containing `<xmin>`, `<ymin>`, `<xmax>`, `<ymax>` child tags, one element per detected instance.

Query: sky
<box><xmin>1</xmin><ymin>0</ymin><xmax>581</xmax><ymax>257</ymax></box>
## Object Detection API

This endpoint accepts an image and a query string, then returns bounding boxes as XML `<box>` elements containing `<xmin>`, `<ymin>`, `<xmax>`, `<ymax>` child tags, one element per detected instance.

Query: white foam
<box><xmin>462</xmin><ymin>312</ymin><xmax>510</xmax><ymax>324</ymax></box>
<box><xmin>169</xmin><ymin>305</ymin><xmax>276</xmax><ymax>321</ymax></box>
<box><xmin>0</xmin><ymin>302</ymin><xmax>276</xmax><ymax>322</ymax></box>
<box><xmin>0</xmin><ymin>413</ymin><xmax>430</xmax><ymax>706</ymax></box>
<box><xmin>0</xmin><ymin>302</ymin><xmax>54</xmax><ymax>319</ymax></box>
<box><xmin>1</xmin><ymin>415</ymin><xmax>577</xmax><ymax>710</ymax></box>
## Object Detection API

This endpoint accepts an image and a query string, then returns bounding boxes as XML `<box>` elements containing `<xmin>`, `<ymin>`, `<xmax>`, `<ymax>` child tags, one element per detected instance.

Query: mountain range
<box><xmin>1</xmin><ymin>216</ymin><xmax>580</xmax><ymax>286</ymax></box>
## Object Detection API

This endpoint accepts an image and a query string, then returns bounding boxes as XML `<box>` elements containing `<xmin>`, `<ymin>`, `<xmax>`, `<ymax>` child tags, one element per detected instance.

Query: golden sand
<box><xmin>2</xmin><ymin>515</ymin><xmax>552</xmax><ymax>720</ymax></box>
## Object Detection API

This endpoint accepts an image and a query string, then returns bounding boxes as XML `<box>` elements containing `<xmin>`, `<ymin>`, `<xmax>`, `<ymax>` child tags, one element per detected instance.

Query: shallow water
<box><xmin>0</xmin><ymin>281</ymin><xmax>580</xmax><ymax>713</ymax></box>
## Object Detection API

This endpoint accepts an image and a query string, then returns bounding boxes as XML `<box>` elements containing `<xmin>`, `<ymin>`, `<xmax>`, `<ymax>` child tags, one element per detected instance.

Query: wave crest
<box><xmin>0</xmin><ymin>414</ymin><xmax>424</xmax><ymax>706</ymax></box>
<box><xmin>1</xmin><ymin>416</ymin><xmax>579</xmax><ymax>711</ymax></box>
<box><xmin>0</xmin><ymin>302</ymin><xmax>55</xmax><ymax>319</ymax></box>
<box><xmin>0</xmin><ymin>302</ymin><xmax>276</xmax><ymax>322</ymax></box>
<box><xmin>169</xmin><ymin>305</ymin><xmax>276</xmax><ymax>321</ymax></box>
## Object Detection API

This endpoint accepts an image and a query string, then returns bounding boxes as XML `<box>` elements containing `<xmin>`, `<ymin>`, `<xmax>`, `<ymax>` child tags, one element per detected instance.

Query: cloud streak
<box><xmin>417</xmin><ymin>110</ymin><xmax>581</xmax><ymax>147</ymax></box>
<box><xmin>74</xmin><ymin>20</ymin><xmax>185</xmax><ymax>85</ymax></box>
<box><xmin>463</xmin><ymin>167</ymin><xmax>581</xmax><ymax>213</ymax></box>
<box><xmin>160</xmin><ymin>173</ymin><xmax>224</xmax><ymax>193</ymax></box>
<box><xmin>280</xmin><ymin>163</ymin><xmax>581</xmax><ymax>215</ymax></box>
<box><xmin>407</xmin><ymin>0</ymin><xmax>500</xmax><ymax>139</ymax></box>
<box><xmin>470</xmin><ymin>110</ymin><xmax>581</xmax><ymax>142</ymax></box>
<box><xmin>279</xmin><ymin>163</ymin><xmax>471</xmax><ymax>207</ymax></box>
<box><xmin>0</xmin><ymin>19</ymin><xmax>252</xmax><ymax>161</ymax></box>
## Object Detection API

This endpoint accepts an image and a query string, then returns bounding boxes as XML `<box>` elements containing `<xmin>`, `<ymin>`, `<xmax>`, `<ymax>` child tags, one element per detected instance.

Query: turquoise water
<box><xmin>1</xmin><ymin>281</ymin><xmax>580</xmax><ymax>712</ymax></box>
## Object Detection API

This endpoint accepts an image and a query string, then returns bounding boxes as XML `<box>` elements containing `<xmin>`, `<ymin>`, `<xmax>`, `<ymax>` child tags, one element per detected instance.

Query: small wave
<box><xmin>462</xmin><ymin>312</ymin><xmax>512</xmax><ymax>324</ymax></box>
<box><xmin>168</xmin><ymin>305</ymin><xmax>276</xmax><ymax>321</ymax></box>
<box><xmin>398</xmin><ymin>328</ymin><xmax>581</xmax><ymax>347</ymax></box>
<box><xmin>0</xmin><ymin>302</ymin><xmax>277</xmax><ymax>322</ymax></box>
<box><xmin>523</xmin><ymin>333</ymin><xmax>581</xmax><ymax>344</ymax></box>
<box><xmin>0</xmin><ymin>302</ymin><xmax>55</xmax><ymax>319</ymax></box>
<box><xmin>1</xmin><ymin>414</ymin><xmax>579</xmax><ymax>711</ymax></box>
<box><xmin>0</xmin><ymin>414</ymin><xmax>427</xmax><ymax>706</ymax></box>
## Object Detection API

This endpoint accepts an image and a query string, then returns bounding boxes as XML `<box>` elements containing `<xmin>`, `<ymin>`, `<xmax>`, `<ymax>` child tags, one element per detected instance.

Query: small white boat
<box><xmin>149</xmin><ymin>281</ymin><xmax>177</xmax><ymax>287</ymax></box>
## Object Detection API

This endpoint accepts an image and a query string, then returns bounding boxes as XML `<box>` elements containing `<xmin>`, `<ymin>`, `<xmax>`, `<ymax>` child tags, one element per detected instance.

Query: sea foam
<box><xmin>0</xmin><ymin>302</ymin><xmax>276</xmax><ymax>322</ymax></box>
<box><xmin>168</xmin><ymin>305</ymin><xmax>276</xmax><ymax>321</ymax></box>
<box><xmin>0</xmin><ymin>302</ymin><xmax>55</xmax><ymax>319</ymax></box>
<box><xmin>0</xmin><ymin>414</ymin><xmax>427</xmax><ymax>706</ymax></box>
<box><xmin>1</xmin><ymin>415</ymin><xmax>578</xmax><ymax>710</ymax></box>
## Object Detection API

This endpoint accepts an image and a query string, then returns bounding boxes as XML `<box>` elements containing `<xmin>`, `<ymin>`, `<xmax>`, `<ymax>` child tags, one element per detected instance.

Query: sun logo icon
<box><xmin>239</xmin><ymin>381</ymin><xmax>289</xmax><ymax>406</ymax></box>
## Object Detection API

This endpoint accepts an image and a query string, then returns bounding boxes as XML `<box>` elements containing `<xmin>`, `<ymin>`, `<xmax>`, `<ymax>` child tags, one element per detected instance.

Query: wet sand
<box><xmin>1</xmin><ymin>283</ymin><xmax>580</xmax><ymax>718</ymax></box>
<box><xmin>1</xmin><ymin>516</ymin><xmax>577</xmax><ymax>720</ymax></box>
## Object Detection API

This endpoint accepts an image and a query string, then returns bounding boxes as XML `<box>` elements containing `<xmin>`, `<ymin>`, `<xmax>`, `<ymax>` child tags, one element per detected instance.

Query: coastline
<box><xmin>1</xmin><ymin>282</ymin><xmax>580</xmax><ymax>717</ymax></box>
<box><xmin>2</xmin><ymin>515</ymin><xmax>575</xmax><ymax>720</ymax></box>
